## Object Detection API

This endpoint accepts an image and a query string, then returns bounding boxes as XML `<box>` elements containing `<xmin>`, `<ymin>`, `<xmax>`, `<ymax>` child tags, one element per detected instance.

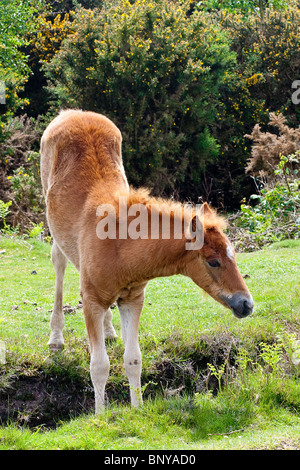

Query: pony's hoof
<box><xmin>104</xmin><ymin>328</ymin><xmax>118</xmax><ymax>341</ymax></box>
<box><xmin>48</xmin><ymin>343</ymin><xmax>64</xmax><ymax>352</ymax></box>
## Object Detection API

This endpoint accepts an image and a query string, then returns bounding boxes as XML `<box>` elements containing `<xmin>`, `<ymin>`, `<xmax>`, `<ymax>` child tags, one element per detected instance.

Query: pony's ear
<box><xmin>185</xmin><ymin>214</ymin><xmax>204</xmax><ymax>250</ymax></box>
<box><xmin>189</xmin><ymin>203</ymin><xmax>212</xmax><ymax>237</ymax></box>
<box><xmin>188</xmin><ymin>214</ymin><xmax>204</xmax><ymax>240</ymax></box>
<box><xmin>202</xmin><ymin>202</ymin><xmax>227</xmax><ymax>232</ymax></box>
<box><xmin>203</xmin><ymin>202</ymin><xmax>213</xmax><ymax>216</ymax></box>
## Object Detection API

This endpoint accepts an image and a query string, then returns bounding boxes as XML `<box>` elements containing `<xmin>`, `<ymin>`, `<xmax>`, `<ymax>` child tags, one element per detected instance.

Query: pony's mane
<box><xmin>203</xmin><ymin>206</ymin><xmax>227</xmax><ymax>232</ymax></box>
<box><xmin>115</xmin><ymin>187</ymin><xmax>227</xmax><ymax>232</ymax></box>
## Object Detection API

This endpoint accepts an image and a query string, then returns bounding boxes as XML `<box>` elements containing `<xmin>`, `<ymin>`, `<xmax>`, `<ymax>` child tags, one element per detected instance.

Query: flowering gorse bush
<box><xmin>3</xmin><ymin>0</ymin><xmax>300</xmax><ymax>221</ymax></box>
<box><xmin>206</xmin><ymin>6</ymin><xmax>300</xmax><ymax>207</ymax></box>
<box><xmin>45</xmin><ymin>0</ymin><xmax>235</xmax><ymax>198</ymax></box>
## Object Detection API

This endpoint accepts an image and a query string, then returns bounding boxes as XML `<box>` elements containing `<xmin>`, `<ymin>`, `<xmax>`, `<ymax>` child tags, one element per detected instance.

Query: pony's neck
<box><xmin>117</xmin><ymin>215</ymin><xmax>197</xmax><ymax>284</ymax></box>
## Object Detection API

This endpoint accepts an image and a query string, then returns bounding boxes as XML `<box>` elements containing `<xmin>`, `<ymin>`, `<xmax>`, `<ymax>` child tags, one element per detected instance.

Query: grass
<box><xmin>0</xmin><ymin>235</ymin><xmax>300</xmax><ymax>449</ymax></box>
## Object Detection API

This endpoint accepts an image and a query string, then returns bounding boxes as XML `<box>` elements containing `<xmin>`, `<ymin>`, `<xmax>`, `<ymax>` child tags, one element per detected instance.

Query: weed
<box><xmin>259</xmin><ymin>342</ymin><xmax>283</xmax><ymax>383</ymax></box>
<box><xmin>28</xmin><ymin>222</ymin><xmax>44</xmax><ymax>239</ymax></box>
<box><xmin>127</xmin><ymin>380</ymin><xmax>158</xmax><ymax>406</ymax></box>
<box><xmin>277</xmin><ymin>332</ymin><xmax>300</xmax><ymax>368</ymax></box>
<box><xmin>236</xmin><ymin>348</ymin><xmax>252</xmax><ymax>388</ymax></box>
<box><xmin>0</xmin><ymin>200</ymin><xmax>12</xmax><ymax>233</ymax></box>
<box><xmin>207</xmin><ymin>363</ymin><xmax>226</xmax><ymax>393</ymax></box>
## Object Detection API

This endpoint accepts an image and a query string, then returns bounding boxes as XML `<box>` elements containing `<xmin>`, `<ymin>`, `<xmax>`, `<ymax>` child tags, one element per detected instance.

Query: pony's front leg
<box><xmin>118</xmin><ymin>289</ymin><xmax>145</xmax><ymax>407</ymax></box>
<box><xmin>83</xmin><ymin>297</ymin><xmax>110</xmax><ymax>413</ymax></box>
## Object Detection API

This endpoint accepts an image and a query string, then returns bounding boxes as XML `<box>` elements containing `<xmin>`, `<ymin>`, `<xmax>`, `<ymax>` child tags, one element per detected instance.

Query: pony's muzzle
<box><xmin>222</xmin><ymin>292</ymin><xmax>254</xmax><ymax>318</ymax></box>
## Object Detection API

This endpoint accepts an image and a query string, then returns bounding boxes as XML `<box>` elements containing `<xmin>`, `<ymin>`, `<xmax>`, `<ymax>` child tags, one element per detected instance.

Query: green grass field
<box><xmin>0</xmin><ymin>236</ymin><xmax>300</xmax><ymax>450</ymax></box>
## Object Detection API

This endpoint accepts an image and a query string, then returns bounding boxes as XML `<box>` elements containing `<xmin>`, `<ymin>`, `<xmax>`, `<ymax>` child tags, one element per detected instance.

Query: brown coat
<box><xmin>41</xmin><ymin>110</ymin><xmax>253</xmax><ymax>412</ymax></box>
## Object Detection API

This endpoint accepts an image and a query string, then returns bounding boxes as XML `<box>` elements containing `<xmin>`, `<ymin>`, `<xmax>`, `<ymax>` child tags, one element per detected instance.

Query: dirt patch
<box><xmin>0</xmin><ymin>372</ymin><xmax>94</xmax><ymax>429</ymax></box>
<box><xmin>0</xmin><ymin>359</ymin><xmax>204</xmax><ymax>429</ymax></box>
<box><xmin>0</xmin><ymin>332</ymin><xmax>241</xmax><ymax>429</ymax></box>
<box><xmin>0</xmin><ymin>352</ymin><xmax>225</xmax><ymax>429</ymax></box>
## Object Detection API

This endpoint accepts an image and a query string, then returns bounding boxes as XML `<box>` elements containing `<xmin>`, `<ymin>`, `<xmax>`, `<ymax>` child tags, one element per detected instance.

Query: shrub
<box><xmin>218</xmin><ymin>6</ymin><xmax>300</xmax><ymax>123</ymax></box>
<box><xmin>0</xmin><ymin>115</ymin><xmax>41</xmax><ymax>203</ymax></box>
<box><xmin>0</xmin><ymin>0</ymin><xmax>42</xmax><ymax>127</ymax></box>
<box><xmin>229</xmin><ymin>113</ymin><xmax>300</xmax><ymax>251</ymax></box>
<box><xmin>228</xmin><ymin>153</ymin><xmax>300</xmax><ymax>251</ymax></box>
<box><xmin>202</xmin><ymin>6</ymin><xmax>300</xmax><ymax>208</ymax></box>
<box><xmin>44</xmin><ymin>0</ymin><xmax>235</xmax><ymax>199</ymax></box>
<box><xmin>245</xmin><ymin>112</ymin><xmax>300</xmax><ymax>178</ymax></box>
<box><xmin>21</xmin><ymin>10</ymin><xmax>74</xmax><ymax>117</ymax></box>
<box><xmin>10</xmin><ymin>151</ymin><xmax>44</xmax><ymax>210</ymax></box>
<box><xmin>0</xmin><ymin>116</ymin><xmax>45</xmax><ymax>230</ymax></box>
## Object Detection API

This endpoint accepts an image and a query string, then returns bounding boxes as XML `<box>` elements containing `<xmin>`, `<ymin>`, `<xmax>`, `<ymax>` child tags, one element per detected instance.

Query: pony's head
<box><xmin>186</xmin><ymin>203</ymin><xmax>253</xmax><ymax>318</ymax></box>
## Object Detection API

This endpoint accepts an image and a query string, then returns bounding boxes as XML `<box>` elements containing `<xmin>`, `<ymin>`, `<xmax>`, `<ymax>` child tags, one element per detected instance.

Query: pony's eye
<box><xmin>208</xmin><ymin>259</ymin><xmax>221</xmax><ymax>268</ymax></box>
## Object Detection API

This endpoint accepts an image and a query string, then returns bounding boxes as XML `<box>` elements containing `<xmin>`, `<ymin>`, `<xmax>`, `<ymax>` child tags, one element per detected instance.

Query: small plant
<box><xmin>10</xmin><ymin>151</ymin><xmax>43</xmax><ymax>209</ymax></box>
<box><xmin>207</xmin><ymin>362</ymin><xmax>226</xmax><ymax>393</ymax></box>
<box><xmin>236</xmin><ymin>348</ymin><xmax>252</xmax><ymax>388</ymax></box>
<box><xmin>0</xmin><ymin>200</ymin><xmax>12</xmax><ymax>233</ymax></box>
<box><xmin>127</xmin><ymin>380</ymin><xmax>157</xmax><ymax>406</ymax></box>
<box><xmin>259</xmin><ymin>342</ymin><xmax>283</xmax><ymax>383</ymax></box>
<box><xmin>245</xmin><ymin>113</ymin><xmax>300</xmax><ymax>178</ymax></box>
<box><xmin>277</xmin><ymin>332</ymin><xmax>300</xmax><ymax>369</ymax></box>
<box><xmin>28</xmin><ymin>222</ymin><xmax>44</xmax><ymax>239</ymax></box>
<box><xmin>274</xmin><ymin>152</ymin><xmax>300</xmax><ymax>193</ymax></box>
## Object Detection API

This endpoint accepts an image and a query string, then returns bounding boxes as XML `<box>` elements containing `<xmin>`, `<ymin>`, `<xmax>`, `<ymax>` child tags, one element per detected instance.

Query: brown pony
<box><xmin>40</xmin><ymin>110</ymin><xmax>253</xmax><ymax>413</ymax></box>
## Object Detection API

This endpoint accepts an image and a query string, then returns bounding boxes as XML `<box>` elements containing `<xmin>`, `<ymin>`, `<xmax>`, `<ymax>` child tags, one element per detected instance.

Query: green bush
<box><xmin>45</xmin><ymin>0</ymin><xmax>235</xmax><ymax>199</ymax></box>
<box><xmin>10</xmin><ymin>151</ymin><xmax>45</xmax><ymax>218</ymax></box>
<box><xmin>0</xmin><ymin>115</ymin><xmax>44</xmax><ymax>231</ymax></box>
<box><xmin>228</xmin><ymin>154</ymin><xmax>300</xmax><ymax>251</ymax></box>
<box><xmin>202</xmin><ymin>5</ymin><xmax>300</xmax><ymax>207</ymax></box>
<box><xmin>0</xmin><ymin>0</ymin><xmax>42</xmax><ymax>128</ymax></box>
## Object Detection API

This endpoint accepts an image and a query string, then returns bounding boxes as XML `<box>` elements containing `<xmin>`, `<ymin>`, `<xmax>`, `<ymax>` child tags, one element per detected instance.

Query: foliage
<box><xmin>220</xmin><ymin>6</ymin><xmax>300</xmax><ymax>124</ymax></box>
<box><xmin>46</xmin><ymin>0</ymin><xmax>103</xmax><ymax>12</ymax></box>
<box><xmin>259</xmin><ymin>342</ymin><xmax>283</xmax><ymax>382</ymax></box>
<box><xmin>0</xmin><ymin>200</ymin><xmax>12</xmax><ymax>233</ymax></box>
<box><xmin>0</xmin><ymin>0</ymin><xmax>43</xmax><ymax>127</ymax></box>
<box><xmin>228</xmin><ymin>112</ymin><xmax>300</xmax><ymax>251</ymax></box>
<box><xmin>0</xmin><ymin>0</ymin><xmax>42</xmax><ymax>81</ymax></box>
<box><xmin>0</xmin><ymin>115</ymin><xmax>44</xmax><ymax>231</ymax></box>
<box><xmin>0</xmin><ymin>115</ymin><xmax>42</xmax><ymax>166</ymax></box>
<box><xmin>22</xmin><ymin>11</ymin><xmax>74</xmax><ymax>116</ymax></box>
<box><xmin>228</xmin><ymin>153</ymin><xmax>300</xmax><ymax>251</ymax></box>
<box><xmin>203</xmin><ymin>5</ymin><xmax>300</xmax><ymax>207</ymax></box>
<box><xmin>28</xmin><ymin>222</ymin><xmax>44</xmax><ymax>238</ymax></box>
<box><xmin>1</xmin><ymin>0</ymin><xmax>300</xmax><ymax>220</ymax></box>
<box><xmin>198</xmin><ymin>0</ymin><xmax>290</xmax><ymax>16</ymax></box>
<box><xmin>44</xmin><ymin>0</ymin><xmax>235</xmax><ymax>198</ymax></box>
<box><xmin>207</xmin><ymin>362</ymin><xmax>226</xmax><ymax>392</ymax></box>
<box><xmin>32</xmin><ymin>13</ymin><xmax>73</xmax><ymax>64</ymax></box>
<box><xmin>9</xmin><ymin>151</ymin><xmax>45</xmax><ymax>229</ymax></box>
<box><xmin>245</xmin><ymin>113</ymin><xmax>300</xmax><ymax>177</ymax></box>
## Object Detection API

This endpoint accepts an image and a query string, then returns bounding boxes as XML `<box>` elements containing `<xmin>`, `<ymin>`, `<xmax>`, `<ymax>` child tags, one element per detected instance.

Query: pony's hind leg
<box><xmin>104</xmin><ymin>307</ymin><xmax>117</xmax><ymax>340</ymax></box>
<box><xmin>48</xmin><ymin>240</ymin><xmax>68</xmax><ymax>351</ymax></box>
